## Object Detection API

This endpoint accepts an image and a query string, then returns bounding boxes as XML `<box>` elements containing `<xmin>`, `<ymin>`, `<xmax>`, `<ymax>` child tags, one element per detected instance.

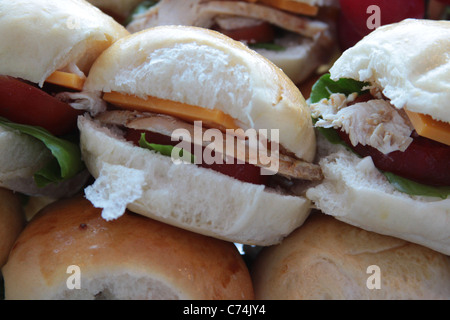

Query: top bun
<box><xmin>0</xmin><ymin>0</ymin><xmax>129</xmax><ymax>86</ymax></box>
<box><xmin>84</xmin><ymin>25</ymin><xmax>316</xmax><ymax>161</ymax></box>
<box><xmin>329</xmin><ymin>19</ymin><xmax>450</xmax><ymax>123</ymax></box>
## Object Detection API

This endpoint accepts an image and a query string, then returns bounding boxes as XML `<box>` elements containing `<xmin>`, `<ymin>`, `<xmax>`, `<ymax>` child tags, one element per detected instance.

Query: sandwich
<box><xmin>76</xmin><ymin>25</ymin><xmax>323</xmax><ymax>246</ymax></box>
<box><xmin>0</xmin><ymin>0</ymin><xmax>129</xmax><ymax>198</ymax></box>
<box><xmin>306</xmin><ymin>19</ymin><xmax>450</xmax><ymax>255</ymax></box>
<box><xmin>251</xmin><ymin>212</ymin><xmax>450</xmax><ymax>300</ymax></box>
<box><xmin>125</xmin><ymin>0</ymin><xmax>339</xmax><ymax>85</ymax></box>
<box><xmin>2</xmin><ymin>195</ymin><xmax>254</xmax><ymax>300</ymax></box>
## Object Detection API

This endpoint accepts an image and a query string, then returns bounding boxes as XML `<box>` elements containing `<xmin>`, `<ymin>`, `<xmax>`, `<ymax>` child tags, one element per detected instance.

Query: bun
<box><xmin>329</xmin><ymin>19</ymin><xmax>450</xmax><ymax>123</ymax></box>
<box><xmin>306</xmin><ymin>136</ymin><xmax>450</xmax><ymax>255</ymax></box>
<box><xmin>0</xmin><ymin>0</ymin><xmax>129</xmax><ymax>86</ymax></box>
<box><xmin>78</xmin><ymin>115</ymin><xmax>311</xmax><ymax>246</ymax></box>
<box><xmin>0</xmin><ymin>188</ymin><xmax>25</xmax><ymax>268</ymax></box>
<box><xmin>2</xmin><ymin>196</ymin><xmax>254</xmax><ymax>300</ymax></box>
<box><xmin>125</xmin><ymin>0</ymin><xmax>338</xmax><ymax>86</ymax></box>
<box><xmin>85</xmin><ymin>26</ymin><xmax>316</xmax><ymax>161</ymax></box>
<box><xmin>251</xmin><ymin>212</ymin><xmax>450</xmax><ymax>300</ymax></box>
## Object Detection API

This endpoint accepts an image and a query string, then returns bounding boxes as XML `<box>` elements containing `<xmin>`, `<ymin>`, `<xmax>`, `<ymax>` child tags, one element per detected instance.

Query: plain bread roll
<box><xmin>2</xmin><ymin>196</ymin><xmax>254</xmax><ymax>300</ymax></box>
<box><xmin>252</xmin><ymin>213</ymin><xmax>450</xmax><ymax>300</ymax></box>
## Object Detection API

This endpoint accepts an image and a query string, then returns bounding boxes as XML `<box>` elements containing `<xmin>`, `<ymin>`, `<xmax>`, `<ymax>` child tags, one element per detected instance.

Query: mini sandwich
<box><xmin>77</xmin><ymin>25</ymin><xmax>323</xmax><ymax>246</ymax></box>
<box><xmin>252</xmin><ymin>213</ymin><xmax>450</xmax><ymax>300</ymax></box>
<box><xmin>2</xmin><ymin>196</ymin><xmax>254</xmax><ymax>300</ymax></box>
<box><xmin>306</xmin><ymin>19</ymin><xmax>450</xmax><ymax>255</ymax></box>
<box><xmin>0</xmin><ymin>0</ymin><xmax>129</xmax><ymax>197</ymax></box>
<box><xmin>125</xmin><ymin>0</ymin><xmax>339</xmax><ymax>85</ymax></box>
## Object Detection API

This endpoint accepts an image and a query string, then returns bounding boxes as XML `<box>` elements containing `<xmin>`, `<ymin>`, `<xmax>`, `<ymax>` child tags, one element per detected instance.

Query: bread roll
<box><xmin>0</xmin><ymin>188</ymin><xmax>25</xmax><ymax>268</ymax></box>
<box><xmin>2</xmin><ymin>196</ymin><xmax>254</xmax><ymax>300</ymax></box>
<box><xmin>252</xmin><ymin>212</ymin><xmax>450</xmax><ymax>300</ymax></box>
<box><xmin>0</xmin><ymin>0</ymin><xmax>129</xmax><ymax>86</ymax></box>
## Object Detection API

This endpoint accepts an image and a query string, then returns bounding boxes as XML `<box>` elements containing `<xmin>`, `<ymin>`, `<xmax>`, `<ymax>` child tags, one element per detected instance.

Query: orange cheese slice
<box><xmin>405</xmin><ymin>109</ymin><xmax>450</xmax><ymax>146</ymax></box>
<box><xmin>45</xmin><ymin>71</ymin><xmax>85</xmax><ymax>91</ymax></box>
<box><xmin>103</xmin><ymin>91</ymin><xmax>240</xmax><ymax>131</ymax></box>
<box><xmin>256</xmin><ymin>0</ymin><xmax>319</xmax><ymax>16</ymax></box>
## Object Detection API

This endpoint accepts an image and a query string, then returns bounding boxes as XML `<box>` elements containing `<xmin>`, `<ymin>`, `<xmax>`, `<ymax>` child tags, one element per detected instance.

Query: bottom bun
<box><xmin>78</xmin><ymin>115</ymin><xmax>312</xmax><ymax>246</ymax></box>
<box><xmin>2</xmin><ymin>196</ymin><xmax>254</xmax><ymax>300</ymax></box>
<box><xmin>306</xmin><ymin>136</ymin><xmax>450</xmax><ymax>255</ymax></box>
<box><xmin>251</xmin><ymin>212</ymin><xmax>450</xmax><ymax>300</ymax></box>
<box><xmin>0</xmin><ymin>188</ymin><xmax>25</xmax><ymax>268</ymax></box>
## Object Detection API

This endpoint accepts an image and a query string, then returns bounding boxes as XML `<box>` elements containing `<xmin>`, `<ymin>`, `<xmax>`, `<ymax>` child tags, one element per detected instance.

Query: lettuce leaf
<box><xmin>139</xmin><ymin>133</ymin><xmax>196</xmax><ymax>164</ymax></box>
<box><xmin>0</xmin><ymin>117</ymin><xmax>84</xmax><ymax>187</ymax></box>
<box><xmin>309</xmin><ymin>73</ymin><xmax>369</xmax><ymax>104</ymax></box>
<box><xmin>309</xmin><ymin>74</ymin><xmax>449</xmax><ymax>199</ymax></box>
<box><xmin>249</xmin><ymin>43</ymin><xmax>286</xmax><ymax>51</ymax></box>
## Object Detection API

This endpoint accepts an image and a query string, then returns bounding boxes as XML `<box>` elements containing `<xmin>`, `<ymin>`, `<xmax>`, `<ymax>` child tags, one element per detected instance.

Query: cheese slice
<box><xmin>256</xmin><ymin>0</ymin><xmax>319</xmax><ymax>16</ymax></box>
<box><xmin>45</xmin><ymin>71</ymin><xmax>85</xmax><ymax>91</ymax></box>
<box><xmin>405</xmin><ymin>109</ymin><xmax>450</xmax><ymax>146</ymax></box>
<box><xmin>103</xmin><ymin>91</ymin><xmax>240</xmax><ymax>131</ymax></box>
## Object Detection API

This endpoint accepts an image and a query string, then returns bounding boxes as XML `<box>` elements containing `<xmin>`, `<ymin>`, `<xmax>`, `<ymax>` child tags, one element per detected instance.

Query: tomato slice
<box><xmin>125</xmin><ymin>128</ymin><xmax>269</xmax><ymax>185</ymax></box>
<box><xmin>212</xmin><ymin>21</ymin><xmax>275</xmax><ymax>44</ymax></box>
<box><xmin>0</xmin><ymin>76</ymin><xmax>82</xmax><ymax>136</ymax></box>
<box><xmin>338</xmin><ymin>130</ymin><xmax>450</xmax><ymax>187</ymax></box>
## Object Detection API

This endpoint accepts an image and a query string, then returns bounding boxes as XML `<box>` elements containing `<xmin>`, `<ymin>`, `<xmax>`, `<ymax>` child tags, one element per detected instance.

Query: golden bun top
<box><xmin>330</xmin><ymin>19</ymin><xmax>450</xmax><ymax>123</ymax></box>
<box><xmin>2</xmin><ymin>196</ymin><xmax>254</xmax><ymax>300</ymax></box>
<box><xmin>85</xmin><ymin>25</ymin><xmax>316</xmax><ymax>161</ymax></box>
<box><xmin>0</xmin><ymin>0</ymin><xmax>129</xmax><ymax>86</ymax></box>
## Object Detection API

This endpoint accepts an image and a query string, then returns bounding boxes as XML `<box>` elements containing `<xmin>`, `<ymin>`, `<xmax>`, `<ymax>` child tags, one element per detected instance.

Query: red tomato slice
<box><xmin>0</xmin><ymin>76</ymin><xmax>82</xmax><ymax>136</ymax></box>
<box><xmin>338</xmin><ymin>130</ymin><xmax>450</xmax><ymax>187</ymax></box>
<box><xmin>212</xmin><ymin>21</ymin><xmax>275</xmax><ymax>44</ymax></box>
<box><xmin>125</xmin><ymin>128</ymin><xmax>269</xmax><ymax>185</ymax></box>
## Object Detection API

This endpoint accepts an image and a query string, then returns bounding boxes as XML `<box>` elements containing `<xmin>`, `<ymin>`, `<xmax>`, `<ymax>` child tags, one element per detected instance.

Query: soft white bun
<box><xmin>252</xmin><ymin>212</ymin><xmax>450</xmax><ymax>300</ymax></box>
<box><xmin>0</xmin><ymin>126</ymin><xmax>90</xmax><ymax>198</ymax></box>
<box><xmin>126</xmin><ymin>0</ymin><xmax>338</xmax><ymax>85</ymax></box>
<box><xmin>2</xmin><ymin>196</ymin><xmax>254</xmax><ymax>300</ymax></box>
<box><xmin>0</xmin><ymin>0</ymin><xmax>129</xmax><ymax>86</ymax></box>
<box><xmin>78</xmin><ymin>115</ymin><xmax>311</xmax><ymax>246</ymax></box>
<box><xmin>85</xmin><ymin>25</ymin><xmax>316</xmax><ymax>161</ymax></box>
<box><xmin>306</xmin><ymin>135</ymin><xmax>450</xmax><ymax>255</ymax></box>
<box><xmin>329</xmin><ymin>19</ymin><xmax>450</xmax><ymax>123</ymax></box>
<box><xmin>0</xmin><ymin>188</ymin><xmax>25</xmax><ymax>268</ymax></box>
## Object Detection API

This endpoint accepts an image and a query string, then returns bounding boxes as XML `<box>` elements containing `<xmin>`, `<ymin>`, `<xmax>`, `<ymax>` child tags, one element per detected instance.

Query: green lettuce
<box><xmin>139</xmin><ymin>133</ymin><xmax>195</xmax><ymax>164</ymax></box>
<box><xmin>0</xmin><ymin>117</ymin><xmax>84</xmax><ymax>187</ymax></box>
<box><xmin>249</xmin><ymin>43</ymin><xmax>286</xmax><ymax>51</ymax></box>
<box><xmin>309</xmin><ymin>74</ymin><xmax>450</xmax><ymax>199</ymax></box>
